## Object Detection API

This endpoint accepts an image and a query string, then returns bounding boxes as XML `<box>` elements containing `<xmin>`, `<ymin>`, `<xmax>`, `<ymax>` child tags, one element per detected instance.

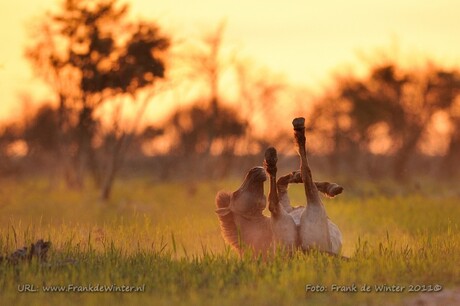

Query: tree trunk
<box><xmin>73</xmin><ymin>105</ymin><xmax>97</xmax><ymax>189</ymax></box>
<box><xmin>393</xmin><ymin>128</ymin><xmax>423</xmax><ymax>181</ymax></box>
<box><xmin>441</xmin><ymin>128</ymin><xmax>460</xmax><ymax>178</ymax></box>
<box><xmin>100</xmin><ymin>133</ymin><xmax>129</xmax><ymax>201</ymax></box>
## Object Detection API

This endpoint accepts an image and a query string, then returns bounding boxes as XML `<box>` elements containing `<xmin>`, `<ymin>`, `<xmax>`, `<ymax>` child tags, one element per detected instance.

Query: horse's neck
<box><xmin>234</xmin><ymin>214</ymin><xmax>272</xmax><ymax>243</ymax></box>
<box><xmin>234</xmin><ymin>214</ymin><xmax>269</xmax><ymax>229</ymax></box>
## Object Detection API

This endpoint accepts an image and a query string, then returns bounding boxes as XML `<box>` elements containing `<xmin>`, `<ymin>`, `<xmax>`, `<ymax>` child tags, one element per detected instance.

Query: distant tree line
<box><xmin>308</xmin><ymin>63</ymin><xmax>460</xmax><ymax>180</ymax></box>
<box><xmin>1</xmin><ymin>0</ymin><xmax>460</xmax><ymax>199</ymax></box>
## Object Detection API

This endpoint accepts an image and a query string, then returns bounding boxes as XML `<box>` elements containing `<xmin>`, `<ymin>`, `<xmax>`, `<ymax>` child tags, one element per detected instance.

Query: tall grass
<box><xmin>0</xmin><ymin>177</ymin><xmax>459</xmax><ymax>305</ymax></box>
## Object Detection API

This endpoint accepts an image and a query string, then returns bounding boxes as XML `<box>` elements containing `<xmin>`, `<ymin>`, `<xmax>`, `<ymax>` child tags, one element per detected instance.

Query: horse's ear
<box><xmin>215</xmin><ymin>207</ymin><xmax>232</xmax><ymax>216</ymax></box>
<box><xmin>215</xmin><ymin>191</ymin><xmax>232</xmax><ymax>216</ymax></box>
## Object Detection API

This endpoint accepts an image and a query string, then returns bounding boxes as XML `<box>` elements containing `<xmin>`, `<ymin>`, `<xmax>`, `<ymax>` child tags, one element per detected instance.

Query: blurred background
<box><xmin>0</xmin><ymin>0</ymin><xmax>459</xmax><ymax>200</ymax></box>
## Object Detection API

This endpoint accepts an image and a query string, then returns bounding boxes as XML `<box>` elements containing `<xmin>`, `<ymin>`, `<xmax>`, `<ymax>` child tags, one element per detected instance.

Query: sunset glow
<box><xmin>1</xmin><ymin>0</ymin><xmax>459</xmax><ymax>125</ymax></box>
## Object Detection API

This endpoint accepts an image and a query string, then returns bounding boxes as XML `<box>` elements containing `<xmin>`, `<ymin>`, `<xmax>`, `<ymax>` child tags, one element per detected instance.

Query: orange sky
<box><xmin>0</xmin><ymin>0</ymin><xmax>459</xmax><ymax>124</ymax></box>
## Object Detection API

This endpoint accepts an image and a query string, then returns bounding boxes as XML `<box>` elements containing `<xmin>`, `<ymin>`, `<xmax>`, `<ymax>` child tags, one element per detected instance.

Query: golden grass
<box><xmin>1</xmin><ymin>177</ymin><xmax>459</xmax><ymax>305</ymax></box>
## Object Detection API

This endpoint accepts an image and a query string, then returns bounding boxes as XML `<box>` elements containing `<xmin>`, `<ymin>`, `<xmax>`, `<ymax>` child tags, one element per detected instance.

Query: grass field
<box><xmin>1</xmin><ymin>176</ymin><xmax>459</xmax><ymax>305</ymax></box>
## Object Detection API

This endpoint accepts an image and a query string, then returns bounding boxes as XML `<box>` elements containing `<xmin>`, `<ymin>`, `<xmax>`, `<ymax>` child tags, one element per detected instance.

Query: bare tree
<box><xmin>26</xmin><ymin>0</ymin><xmax>170</xmax><ymax>198</ymax></box>
<box><xmin>163</xmin><ymin>22</ymin><xmax>247</xmax><ymax>178</ymax></box>
<box><xmin>308</xmin><ymin>61</ymin><xmax>460</xmax><ymax>180</ymax></box>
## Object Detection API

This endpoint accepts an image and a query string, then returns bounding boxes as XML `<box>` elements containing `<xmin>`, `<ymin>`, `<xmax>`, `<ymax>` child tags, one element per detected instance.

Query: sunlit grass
<box><xmin>0</xmin><ymin>177</ymin><xmax>459</xmax><ymax>305</ymax></box>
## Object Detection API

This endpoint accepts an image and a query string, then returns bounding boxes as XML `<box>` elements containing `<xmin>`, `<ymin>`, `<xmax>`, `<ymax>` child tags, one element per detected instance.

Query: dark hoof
<box><xmin>292</xmin><ymin>117</ymin><xmax>305</xmax><ymax>130</ymax></box>
<box><xmin>327</xmin><ymin>184</ymin><xmax>344</xmax><ymax>197</ymax></box>
<box><xmin>264</xmin><ymin>147</ymin><xmax>278</xmax><ymax>176</ymax></box>
<box><xmin>264</xmin><ymin>147</ymin><xmax>278</xmax><ymax>167</ymax></box>
<box><xmin>289</xmin><ymin>170</ymin><xmax>303</xmax><ymax>183</ymax></box>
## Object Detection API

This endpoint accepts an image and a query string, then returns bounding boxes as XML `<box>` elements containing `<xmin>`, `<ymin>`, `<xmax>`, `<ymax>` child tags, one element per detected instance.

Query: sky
<box><xmin>0</xmin><ymin>0</ymin><xmax>459</xmax><ymax>123</ymax></box>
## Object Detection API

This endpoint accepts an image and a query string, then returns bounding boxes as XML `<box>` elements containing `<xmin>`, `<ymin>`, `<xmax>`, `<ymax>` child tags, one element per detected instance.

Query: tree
<box><xmin>439</xmin><ymin>71</ymin><xmax>460</xmax><ymax>177</ymax></box>
<box><xmin>166</xmin><ymin>102</ymin><xmax>247</xmax><ymax>178</ymax></box>
<box><xmin>308</xmin><ymin>61</ymin><xmax>460</xmax><ymax>180</ymax></box>
<box><xmin>23</xmin><ymin>104</ymin><xmax>60</xmax><ymax>157</ymax></box>
<box><xmin>160</xmin><ymin>22</ymin><xmax>247</xmax><ymax>178</ymax></box>
<box><xmin>26</xmin><ymin>0</ymin><xmax>169</xmax><ymax>198</ymax></box>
